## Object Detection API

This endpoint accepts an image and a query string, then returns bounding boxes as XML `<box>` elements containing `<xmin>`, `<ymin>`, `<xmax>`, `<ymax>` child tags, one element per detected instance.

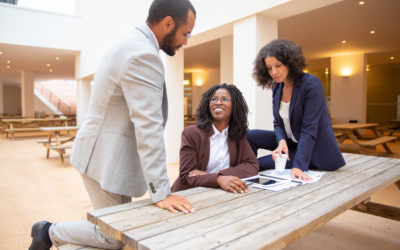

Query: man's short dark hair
<box><xmin>147</xmin><ymin>0</ymin><xmax>196</xmax><ymax>27</ymax></box>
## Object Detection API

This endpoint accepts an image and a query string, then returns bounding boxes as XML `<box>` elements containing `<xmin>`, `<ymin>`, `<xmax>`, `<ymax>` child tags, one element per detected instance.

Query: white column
<box><xmin>76</xmin><ymin>77</ymin><xmax>92</xmax><ymax>127</ymax></box>
<box><xmin>162</xmin><ymin>50</ymin><xmax>184</xmax><ymax>164</ymax></box>
<box><xmin>220</xmin><ymin>35</ymin><xmax>233</xmax><ymax>84</ymax></box>
<box><xmin>21</xmin><ymin>70</ymin><xmax>35</xmax><ymax>117</ymax></box>
<box><xmin>331</xmin><ymin>53</ymin><xmax>367</xmax><ymax>123</ymax></box>
<box><xmin>0</xmin><ymin>81</ymin><xmax>3</xmax><ymax>114</ymax></box>
<box><xmin>233</xmin><ymin>15</ymin><xmax>277</xmax><ymax>130</ymax></box>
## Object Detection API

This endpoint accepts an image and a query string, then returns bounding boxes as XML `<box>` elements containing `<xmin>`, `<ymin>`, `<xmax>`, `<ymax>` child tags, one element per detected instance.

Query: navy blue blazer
<box><xmin>272</xmin><ymin>73</ymin><xmax>345</xmax><ymax>171</ymax></box>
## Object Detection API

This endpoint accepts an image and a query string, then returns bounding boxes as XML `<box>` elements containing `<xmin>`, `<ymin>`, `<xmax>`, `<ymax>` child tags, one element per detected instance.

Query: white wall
<box><xmin>0</xmin><ymin>81</ymin><xmax>3</xmax><ymax>114</ymax></box>
<box><xmin>34</xmin><ymin>97</ymin><xmax>56</xmax><ymax>115</ymax></box>
<box><xmin>190</xmin><ymin>0</ymin><xmax>289</xmax><ymax>34</ymax></box>
<box><xmin>0</xmin><ymin>3</ymin><xmax>81</xmax><ymax>50</ymax></box>
<box><xmin>163</xmin><ymin>50</ymin><xmax>185</xmax><ymax>163</ymax></box>
<box><xmin>75</xmin><ymin>0</ymin><xmax>150</xmax><ymax>79</ymax></box>
<box><xmin>76</xmin><ymin>78</ymin><xmax>92</xmax><ymax>127</ymax></box>
<box><xmin>220</xmin><ymin>35</ymin><xmax>233</xmax><ymax>84</ymax></box>
<box><xmin>233</xmin><ymin>15</ymin><xmax>276</xmax><ymax>130</ymax></box>
<box><xmin>331</xmin><ymin>53</ymin><xmax>366</xmax><ymax>123</ymax></box>
<box><xmin>21</xmin><ymin>71</ymin><xmax>35</xmax><ymax>117</ymax></box>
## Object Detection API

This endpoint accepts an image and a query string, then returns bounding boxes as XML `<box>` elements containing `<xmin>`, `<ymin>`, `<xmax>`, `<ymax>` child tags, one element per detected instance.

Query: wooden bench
<box><xmin>36</xmin><ymin>137</ymin><xmax>72</xmax><ymax>144</ymax></box>
<box><xmin>1</xmin><ymin>117</ymin><xmax>73</xmax><ymax>139</ymax></box>
<box><xmin>359</xmin><ymin>136</ymin><xmax>397</xmax><ymax>153</ymax></box>
<box><xmin>58</xmin><ymin>243</ymin><xmax>106</xmax><ymax>250</ymax></box>
<box><xmin>44</xmin><ymin>144</ymin><xmax>73</xmax><ymax>165</ymax></box>
<box><xmin>57</xmin><ymin>243</ymin><xmax>134</xmax><ymax>250</ymax></box>
<box><xmin>5</xmin><ymin>127</ymin><xmax>41</xmax><ymax>139</ymax></box>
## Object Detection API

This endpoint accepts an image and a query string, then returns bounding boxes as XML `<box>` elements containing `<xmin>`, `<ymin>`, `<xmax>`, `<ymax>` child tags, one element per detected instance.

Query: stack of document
<box><xmin>243</xmin><ymin>170</ymin><xmax>325</xmax><ymax>191</ymax></box>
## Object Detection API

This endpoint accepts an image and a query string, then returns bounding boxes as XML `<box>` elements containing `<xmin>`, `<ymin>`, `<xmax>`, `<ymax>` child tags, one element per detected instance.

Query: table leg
<box><xmin>370</xmin><ymin>127</ymin><xmax>380</xmax><ymax>138</ymax></box>
<box><xmin>353</xmin><ymin>129</ymin><xmax>362</xmax><ymax>139</ymax></box>
<box><xmin>382</xmin><ymin>143</ymin><xmax>393</xmax><ymax>154</ymax></box>
<box><xmin>395</xmin><ymin>180</ymin><xmax>400</xmax><ymax>191</ymax></box>
<box><xmin>46</xmin><ymin>135</ymin><xmax>52</xmax><ymax>159</ymax></box>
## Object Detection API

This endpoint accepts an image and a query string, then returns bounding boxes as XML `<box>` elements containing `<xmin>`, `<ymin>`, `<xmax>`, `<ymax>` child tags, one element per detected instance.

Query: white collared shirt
<box><xmin>206</xmin><ymin>124</ymin><xmax>230</xmax><ymax>173</ymax></box>
<box><xmin>279</xmin><ymin>101</ymin><xmax>298</xmax><ymax>143</ymax></box>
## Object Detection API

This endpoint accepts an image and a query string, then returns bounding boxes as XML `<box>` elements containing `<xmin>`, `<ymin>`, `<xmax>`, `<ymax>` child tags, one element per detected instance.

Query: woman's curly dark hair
<box><xmin>196</xmin><ymin>83</ymin><xmax>248</xmax><ymax>140</ymax></box>
<box><xmin>253</xmin><ymin>39</ymin><xmax>307</xmax><ymax>89</ymax></box>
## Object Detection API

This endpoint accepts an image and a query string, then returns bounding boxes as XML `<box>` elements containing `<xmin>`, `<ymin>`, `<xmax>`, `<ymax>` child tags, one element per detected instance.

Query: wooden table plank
<box><xmin>88</xmin><ymin>187</ymin><xmax>209</xmax><ymax>223</ymax></box>
<box><xmin>137</xmin><ymin>156</ymin><xmax>394</xmax><ymax>249</ymax></box>
<box><xmin>99</xmin><ymin>188</ymin><xmax>260</xmax><ymax>240</ymax></box>
<box><xmin>120</xmin><ymin>154</ymin><xmax>371</xmax><ymax>247</ymax></box>
<box><xmin>153</xmin><ymin>158</ymin><xmax>398</xmax><ymax>250</ymax></box>
<box><xmin>87</xmin><ymin>153</ymin><xmax>400</xmax><ymax>250</ymax></box>
<box><xmin>217</xmin><ymin>160</ymin><xmax>400</xmax><ymax>250</ymax></box>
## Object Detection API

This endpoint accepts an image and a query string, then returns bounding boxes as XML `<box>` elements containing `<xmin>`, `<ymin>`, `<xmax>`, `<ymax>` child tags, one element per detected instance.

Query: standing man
<box><xmin>29</xmin><ymin>0</ymin><xmax>196</xmax><ymax>249</ymax></box>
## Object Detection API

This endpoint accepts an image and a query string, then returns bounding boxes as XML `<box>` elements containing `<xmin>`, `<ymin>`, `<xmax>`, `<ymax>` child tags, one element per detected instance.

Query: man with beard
<box><xmin>29</xmin><ymin>0</ymin><xmax>196</xmax><ymax>249</ymax></box>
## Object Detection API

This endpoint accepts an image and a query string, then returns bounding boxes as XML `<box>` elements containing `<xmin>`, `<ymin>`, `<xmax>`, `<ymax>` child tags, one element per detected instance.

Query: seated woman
<box><xmin>247</xmin><ymin>39</ymin><xmax>345</xmax><ymax>181</ymax></box>
<box><xmin>171</xmin><ymin>83</ymin><xmax>259</xmax><ymax>193</ymax></box>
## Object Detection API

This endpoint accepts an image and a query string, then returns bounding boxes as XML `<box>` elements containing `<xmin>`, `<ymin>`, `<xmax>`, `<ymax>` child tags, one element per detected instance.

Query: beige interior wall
<box><xmin>331</xmin><ymin>53</ymin><xmax>366</xmax><ymax>123</ymax></box>
<box><xmin>0</xmin><ymin>81</ymin><xmax>3</xmax><ymax>114</ymax></box>
<box><xmin>366</xmin><ymin>63</ymin><xmax>400</xmax><ymax>124</ymax></box>
<box><xmin>191</xmin><ymin>69</ymin><xmax>221</xmax><ymax>114</ymax></box>
<box><xmin>3</xmin><ymin>85</ymin><xmax>21</xmax><ymax>114</ymax></box>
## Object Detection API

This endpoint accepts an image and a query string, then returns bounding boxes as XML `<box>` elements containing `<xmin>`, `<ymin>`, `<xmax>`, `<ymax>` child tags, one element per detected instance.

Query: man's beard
<box><xmin>161</xmin><ymin>27</ymin><xmax>180</xmax><ymax>56</ymax></box>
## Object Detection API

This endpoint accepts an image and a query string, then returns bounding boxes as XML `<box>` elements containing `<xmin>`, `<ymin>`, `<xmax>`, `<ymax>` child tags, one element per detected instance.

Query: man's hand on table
<box><xmin>155</xmin><ymin>195</ymin><xmax>195</xmax><ymax>214</ymax></box>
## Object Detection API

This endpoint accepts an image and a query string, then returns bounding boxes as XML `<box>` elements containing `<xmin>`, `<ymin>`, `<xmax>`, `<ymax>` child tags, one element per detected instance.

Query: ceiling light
<box><xmin>358</xmin><ymin>1</ymin><xmax>365</xmax><ymax>5</ymax></box>
<box><xmin>6</xmin><ymin>60</ymin><xmax>11</xmax><ymax>64</ymax></box>
<box><xmin>370</xmin><ymin>30</ymin><xmax>375</xmax><ymax>34</ymax></box>
<box><xmin>341</xmin><ymin>40</ymin><xmax>347</xmax><ymax>44</ymax></box>
<box><xmin>0</xmin><ymin>51</ymin><xmax>3</xmax><ymax>55</ymax></box>
<box><xmin>55</xmin><ymin>57</ymin><xmax>60</xmax><ymax>60</ymax></box>
<box><xmin>390</xmin><ymin>56</ymin><xmax>394</xmax><ymax>60</ymax></box>
<box><xmin>46</xmin><ymin>64</ymin><xmax>50</xmax><ymax>67</ymax></box>
<box><xmin>49</xmin><ymin>69</ymin><xmax>53</xmax><ymax>72</ymax></box>
<box><xmin>6</xmin><ymin>65</ymin><xmax>10</xmax><ymax>69</ymax></box>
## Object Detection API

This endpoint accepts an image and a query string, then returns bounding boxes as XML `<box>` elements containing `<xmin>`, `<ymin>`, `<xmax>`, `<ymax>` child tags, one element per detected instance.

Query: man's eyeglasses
<box><xmin>183</xmin><ymin>32</ymin><xmax>192</xmax><ymax>41</ymax></box>
<box><xmin>210</xmin><ymin>96</ymin><xmax>231</xmax><ymax>104</ymax></box>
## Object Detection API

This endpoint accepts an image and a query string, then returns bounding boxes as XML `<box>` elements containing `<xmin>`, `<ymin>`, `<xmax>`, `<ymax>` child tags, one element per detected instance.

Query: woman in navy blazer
<box><xmin>247</xmin><ymin>39</ymin><xmax>345</xmax><ymax>181</ymax></box>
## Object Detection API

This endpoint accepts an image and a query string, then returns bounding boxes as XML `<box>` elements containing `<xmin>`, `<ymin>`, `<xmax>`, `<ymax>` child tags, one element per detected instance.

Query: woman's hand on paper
<box><xmin>217</xmin><ymin>175</ymin><xmax>248</xmax><ymax>193</ymax></box>
<box><xmin>272</xmin><ymin>139</ymin><xmax>290</xmax><ymax>161</ymax></box>
<box><xmin>291</xmin><ymin>168</ymin><xmax>312</xmax><ymax>181</ymax></box>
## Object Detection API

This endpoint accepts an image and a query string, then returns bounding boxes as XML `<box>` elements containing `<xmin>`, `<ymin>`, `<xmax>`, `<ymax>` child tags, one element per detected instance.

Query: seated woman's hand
<box><xmin>217</xmin><ymin>175</ymin><xmax>248</xmax><ymax>193</ymax></box>
<box><xmin>291</xmin><ymin>168</ymin><xmax>312</xmax><ymax>181</ymax></box>
<box><xmin>189</xmin><ymin>170</ymin><xmax>207</xmax><ymax>177</ymax></box>
<box><xmin>272</xmin><ymin>139</ymin><xmax>290</xmax><ymax>161</ymax></box>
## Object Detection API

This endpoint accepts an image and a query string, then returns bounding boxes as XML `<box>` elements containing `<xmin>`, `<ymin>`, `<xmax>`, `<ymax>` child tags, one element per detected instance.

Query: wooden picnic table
<box><xmin>387</xmin><ymin>119</ymin><xmax>400</xmax><ymax>130</ymax></box>
<box><xmin>332</xmin><ymin>123</ymin><xmax>397</xmax><ymax>153</ymax></box>
<box><xmin>87</xmin><ymin>153</ymin><xmax>400</xmax><ymax>250</ymax></box>
<box><xmin>1</xmin><ymin>117</ymin><xmax>72</xmax><ymax>139</ymax></box>
<box><xmin>39</xmin><ymin>126</ymin><xmax>79</xmax><ymax>165</ymax></box>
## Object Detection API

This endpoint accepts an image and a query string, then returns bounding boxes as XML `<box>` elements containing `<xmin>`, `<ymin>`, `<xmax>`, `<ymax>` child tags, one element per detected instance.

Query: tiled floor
<box><xmin>0</xmin><ymin>133</ymin><xmax>399</xmax><ymax>250</ymax></box>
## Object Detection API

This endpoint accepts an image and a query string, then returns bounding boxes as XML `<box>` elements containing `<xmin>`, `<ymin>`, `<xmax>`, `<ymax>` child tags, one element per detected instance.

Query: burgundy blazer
<box><xmin>171</xmin><ymin>125</ymin><xmax>259</xmax><ymax>192</ymax></box>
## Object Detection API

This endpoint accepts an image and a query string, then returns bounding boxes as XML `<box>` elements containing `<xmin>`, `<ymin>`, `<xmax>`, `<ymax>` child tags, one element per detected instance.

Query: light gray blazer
<box><xmin>71</xmin><ymin>24</ymin><xmax>171</xmax><ymax>203</ymax></box>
